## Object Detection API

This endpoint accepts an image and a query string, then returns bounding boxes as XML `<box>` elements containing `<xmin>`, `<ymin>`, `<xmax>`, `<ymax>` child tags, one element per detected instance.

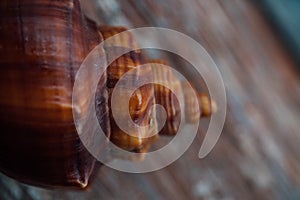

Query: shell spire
<box><xmin>0</xmin><ymin>0</ymin><xmax>217</xmax><ymax>189</ymax></box>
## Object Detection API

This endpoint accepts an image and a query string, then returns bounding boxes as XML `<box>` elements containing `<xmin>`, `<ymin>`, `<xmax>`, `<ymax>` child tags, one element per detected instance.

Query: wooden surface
<box><xmin>1</xmin><ymin>0</ymin><xmax>300</xmax><ymax>199</ymax></box>
<box><xmin>257</xmin><ymin>0</ymin><xmax>300</xmax><ymax>66</ymax></box>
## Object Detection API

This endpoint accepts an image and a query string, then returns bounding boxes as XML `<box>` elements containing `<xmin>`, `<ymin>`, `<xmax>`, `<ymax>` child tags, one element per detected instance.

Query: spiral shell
<box><xmin>0</xmin><ymin>0</ymin><xmax>216</xmax><ymax>189</ymax></box>
<box><xmin>98</xmin><ymin>27</ymin><xmax>158</xmax><ymax>152</ymax></box>
<box><xmin>0</xmin><ymin>0</ymin><xmax>103</xmax><ymax>188</ymax></box>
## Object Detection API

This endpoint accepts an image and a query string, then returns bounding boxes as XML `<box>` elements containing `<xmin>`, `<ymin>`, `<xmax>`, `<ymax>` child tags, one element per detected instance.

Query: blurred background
<box><xmin>1</xmin><ymin>0</ymin><xmax>300</xmax><ymax>199</ymax></box>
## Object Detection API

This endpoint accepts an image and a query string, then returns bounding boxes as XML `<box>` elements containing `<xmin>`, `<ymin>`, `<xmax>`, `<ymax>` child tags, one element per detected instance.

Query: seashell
<box><xmin>0</xmin><ymin>0</ymin><xmax>104</xmax><ymax>189</ymax></box>
<box><xmin>0</xmin><ymin>0</ymin><xmax>216</xmax><ymax>189</ymax></box>
<box><xmin>149</xmin><ymin>60</ymin><xmax>217</xmax><ymax>135</ymax></box>
<box><xmin>97</xmin><ymin>26</ymin><xmax>158</xmax><ymax>153</ymax></box>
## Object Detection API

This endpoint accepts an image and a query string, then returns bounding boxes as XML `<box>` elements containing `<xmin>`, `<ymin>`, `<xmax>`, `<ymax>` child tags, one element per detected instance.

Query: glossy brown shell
<box><xmin>98</xmin><ymin>27</ymin><xmax>157</xmax><ymax>152</ymax></box>
<box><xmin>0</xmin><ymin>0</ymin><xmax>216</xmax><ymax>189</ymax></box>
<box><xmin>0</xmin><ymin>0</ymin><xmax>105</xmax><ymax>188</ymax></box>
<box><xmin>0</xmin><ymin>0</ymin><xmax>158</xmax><ymax>188</ymax></box>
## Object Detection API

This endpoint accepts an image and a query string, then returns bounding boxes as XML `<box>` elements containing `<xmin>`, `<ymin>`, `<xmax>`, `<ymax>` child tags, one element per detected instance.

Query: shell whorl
<box><xmin>0</xmin><ymin>0</ymin><xmax>217</xmax><ymax>189</ymax></box>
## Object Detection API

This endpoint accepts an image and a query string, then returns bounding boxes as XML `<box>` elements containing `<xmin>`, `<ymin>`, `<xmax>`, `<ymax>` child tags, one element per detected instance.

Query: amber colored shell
<box><xmin>149</xmin><ymin>60</ymin><xmax>216</xmax><ymax>135</ymax></box>
<box><xmin>98</xmin><ymin>27</ymin><xmax>158</xmax><ymax>152</ymax></box>
<box><xmin>0</xmin><ymin>0</ymin><xmax>216</xmax><ymax>189</ymax></box>
<box><xmin>181</xmin><ymin>82</ymin><xmax>217</xmax><ymax>123</ymax></box>
<box><xmin>149</xmin><ymin>60</ymin><xmax>183</xmax><ymax>135</ymax></box>
<box><xmin>0</xmin><ymin>0</ymin><xmax>104</xmax><ymax>188</ymax></box>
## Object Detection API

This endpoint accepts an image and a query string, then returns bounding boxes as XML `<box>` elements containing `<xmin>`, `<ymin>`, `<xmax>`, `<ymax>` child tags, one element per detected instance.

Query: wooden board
<box><xmin>256</xmin><ymin>0</ymin><xmax>300</xmax><ymax>67</ymax></box>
